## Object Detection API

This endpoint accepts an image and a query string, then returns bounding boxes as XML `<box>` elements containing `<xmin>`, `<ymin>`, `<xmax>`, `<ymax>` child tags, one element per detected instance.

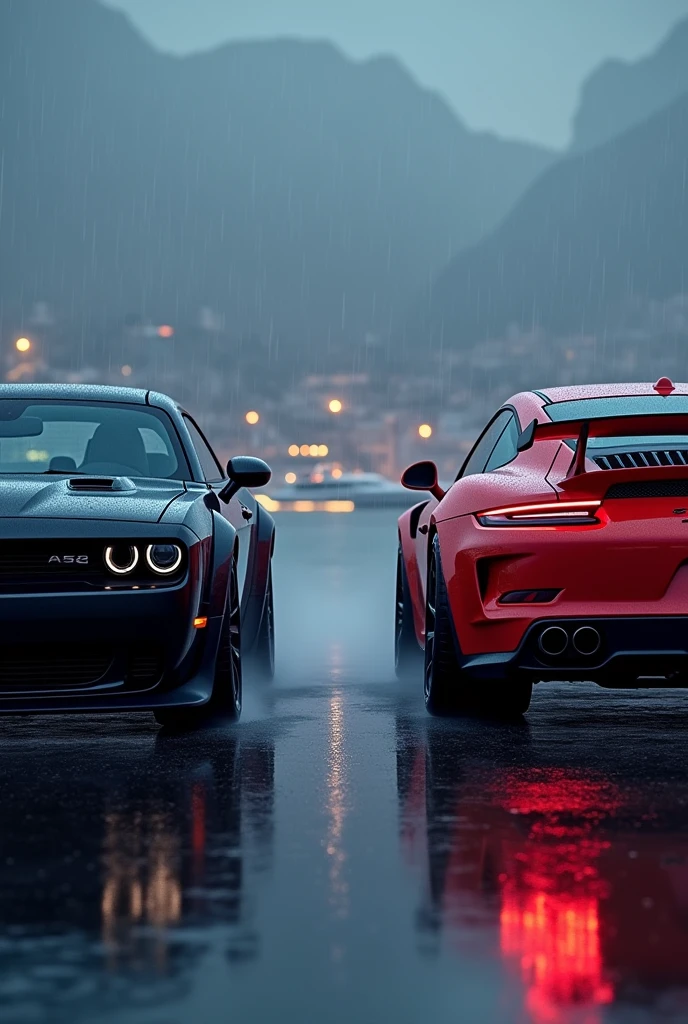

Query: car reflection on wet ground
<box><xmin>1</xmin><ymin>511</ymin><xmax>688</xmax><ymax>1023</ymax></box>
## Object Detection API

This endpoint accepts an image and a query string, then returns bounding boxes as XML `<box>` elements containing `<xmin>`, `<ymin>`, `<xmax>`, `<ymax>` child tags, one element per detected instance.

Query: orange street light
<box><xmin>328</xmin><ymin>399</ymin><xmax>343</xmax><ymax>414</ymax></box>
<box><xmin>288</xmin><ymin>445</ymin><xmax>300</xmax><ymax>457</ymax></box>
<box><xmin>245</xmin><ymin>410</ymin><xmax>260</xmax><ymax>425</ymax></box>
<box><xmin>121</xmin><ymin>364</ymin><xmax>133</xmax><ymax>377</ymax></box>
<box><xmin>418</xmin><ymin>423</ymin><xmax>433</xmax><ymax>439</ymax></box>
<box><xmin>157</xmin><ymin>325</ymin><xmax>175</xmax><ymax>339</ymax></box>
<box><xmin>15</xmin><ymin>337</ymin><xmax>31</xmax><ymax>353</ymax></box>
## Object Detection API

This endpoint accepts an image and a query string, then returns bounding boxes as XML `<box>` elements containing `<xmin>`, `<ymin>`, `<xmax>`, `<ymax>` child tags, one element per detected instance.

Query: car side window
<box><xmin>485</xmin><ymin>414</ymin><xmax>520</xmax><ymax>472</ymax></box>
<box><xmin>458</xmin><ymin>410</ymin><xmax>513</xmax><ymax>479</ymax></box>
<box><xmin>183</xmin><ymin>416</ymin><xmax>224</xmax><ymax>483</ymax></box>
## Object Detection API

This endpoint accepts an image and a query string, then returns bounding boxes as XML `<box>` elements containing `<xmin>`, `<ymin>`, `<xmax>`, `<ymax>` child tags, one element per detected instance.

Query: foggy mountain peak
<box><xmin>0</xmin><ymin>0</ymin><xmax>554</xmax><ymax>355</ymax></box>
<box><xmin>411</xmin><ymin>87</ymin><xmax>688</xmax><ymax>351</ymax></box>
<box><xmin>572</xmin><ymin>15</ymin><xmax>688</xmax><ymax>151</ymax></box>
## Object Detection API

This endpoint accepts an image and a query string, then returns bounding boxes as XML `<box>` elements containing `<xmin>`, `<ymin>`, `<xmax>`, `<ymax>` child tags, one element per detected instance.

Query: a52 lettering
<box><xmin>48</xmin><ymin>555</ymin><xmax>89</xmax><ymax>565</ymax></box>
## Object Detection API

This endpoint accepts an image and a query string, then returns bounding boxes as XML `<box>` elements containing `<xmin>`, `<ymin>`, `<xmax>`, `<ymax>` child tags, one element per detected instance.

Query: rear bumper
<box><xmin>436</xmin><ymin>509</ymin><xmax>688</xmax><ymax>655</ymax></box>
<box><xmin>460</xmin><ymin>616</ymin><xmax>688</xmax><ymax>687</ymax></box>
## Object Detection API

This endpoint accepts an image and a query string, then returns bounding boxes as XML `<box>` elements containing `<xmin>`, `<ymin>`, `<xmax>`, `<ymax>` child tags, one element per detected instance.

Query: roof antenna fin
<box><xmin>653</xmin><ymin>377</ymin><xmax>675</xmax><ymax>396</ymax></box>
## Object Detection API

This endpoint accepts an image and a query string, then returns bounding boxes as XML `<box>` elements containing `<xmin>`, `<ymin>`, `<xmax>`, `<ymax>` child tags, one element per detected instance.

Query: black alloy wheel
<box><xmin>155</xmin><ymin>558</ymin><xmax>242</xmax><ymax>728</ymax></box>
<box><xmin>424</xmin><ymin>534</ymin><xmax>532</xmax><ymax>718</ymax></box>
<box><xmin>423</xmin><ymin>535</ymin><xmax>470</xmax><ymax>716</ymax></box>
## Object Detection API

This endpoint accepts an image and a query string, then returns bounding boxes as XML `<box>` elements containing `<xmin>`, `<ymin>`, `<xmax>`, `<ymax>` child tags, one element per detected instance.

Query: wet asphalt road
<box><xmin>3</xmin><ymin>511</ymin><xmax>688</xmax><ymax>1023</ymax></box>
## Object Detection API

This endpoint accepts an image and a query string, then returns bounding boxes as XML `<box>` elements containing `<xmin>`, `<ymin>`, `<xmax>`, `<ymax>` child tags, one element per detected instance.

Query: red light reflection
<box><xmin>497</xmin><ymin>773</ymin><xmax>620</xmax><ymax>1021</ymax></box>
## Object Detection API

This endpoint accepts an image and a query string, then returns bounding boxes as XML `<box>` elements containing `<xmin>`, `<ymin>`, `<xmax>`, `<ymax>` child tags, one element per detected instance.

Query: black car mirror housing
<box><xmin>219</xmin><ymin>456</ymin><xmax>272</xmax><ymax>504</ymax></box>
<box><xmin>401</xmin><ymin>460</ymin><xmax>446</xmax><ymax>501</ymax></box>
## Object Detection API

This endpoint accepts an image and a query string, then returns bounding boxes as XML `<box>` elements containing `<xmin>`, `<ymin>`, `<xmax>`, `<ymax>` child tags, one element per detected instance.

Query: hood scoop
<box><xmin>67</xmin><ymin>476</ymin><xmax>135</xmax><ymax>493</ymax></box>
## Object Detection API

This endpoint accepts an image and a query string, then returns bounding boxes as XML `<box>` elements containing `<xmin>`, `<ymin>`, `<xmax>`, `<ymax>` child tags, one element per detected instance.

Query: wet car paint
<box><xmin>1</xmin><ymin>511</ymin><xmax>688</xmax><ymax>1023</ymax></box>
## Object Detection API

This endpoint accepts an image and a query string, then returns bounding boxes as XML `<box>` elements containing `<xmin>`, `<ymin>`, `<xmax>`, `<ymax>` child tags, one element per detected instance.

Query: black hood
<box><xmin>0</xmin><ymin>476</ymin><xmax>185</xmax><ymax>523</ymax></box>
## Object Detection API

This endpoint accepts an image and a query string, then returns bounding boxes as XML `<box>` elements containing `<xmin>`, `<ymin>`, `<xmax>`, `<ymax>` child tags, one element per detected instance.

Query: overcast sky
<box><xmin>104</xmin><ymin>0</ymin><xmax>688</xmax><ymax>148</ymax></box>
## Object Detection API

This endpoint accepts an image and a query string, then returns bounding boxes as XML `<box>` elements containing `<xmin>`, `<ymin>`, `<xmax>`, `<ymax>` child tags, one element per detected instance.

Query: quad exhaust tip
<box><xmin>538</xmin><ymin>624</ymin><xmax>602</xmax><ymax>657</ymax></box>
<box><xmin>572</xmin><ymin>626</ymin><xmax>601</xmax><ymax>656</ymax></box>
<box><xmin>538</xmin><ymin>626</ymin><xmax>569</xmax><ymax>657</ymax></box>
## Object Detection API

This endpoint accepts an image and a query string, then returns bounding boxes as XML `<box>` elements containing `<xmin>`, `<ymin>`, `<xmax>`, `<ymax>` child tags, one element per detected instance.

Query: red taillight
<box><xmin>476</xmin><ymin>501</ymin><xmax>601</xmax><ymax>527</ymax></box>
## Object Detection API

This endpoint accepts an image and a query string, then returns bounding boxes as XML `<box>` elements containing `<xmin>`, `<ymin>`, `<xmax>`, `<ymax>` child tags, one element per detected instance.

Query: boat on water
<box><xmin>263</xmin><ymin>466</ymin><xmax>419</xmax><ymax>511</ymax></box>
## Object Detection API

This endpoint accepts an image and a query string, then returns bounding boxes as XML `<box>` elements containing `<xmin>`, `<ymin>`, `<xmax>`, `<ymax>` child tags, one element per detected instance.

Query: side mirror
<box><xmin>401</xmin><ymin>461</ymin><xmax>446</xmax><ymax>501</ymax></box>
<box><xmin>219</xmin><ymin>456</ymin><xmax>272</xmax><ymax>504</ymax></box>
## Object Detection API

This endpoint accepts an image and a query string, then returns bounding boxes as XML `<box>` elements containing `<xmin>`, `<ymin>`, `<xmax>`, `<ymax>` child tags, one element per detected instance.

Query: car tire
<box><xmin>250</xmin><ymin>566</ymin><xmax>275</xmax><ymax>681</ymax></box>
<box><xmin>395</xmin><ymin>542</ymin><xmax>422</xmax><ymax>679</ymax></box>
<box><xmin>424</xmin><ymin>534</ymin><xmax>473</xmax><ymax>716</ymax></box>
<box><xmin>155</xmin><ymin>559</ymin><xmax>242</xmax><ymax>728</ymax></box>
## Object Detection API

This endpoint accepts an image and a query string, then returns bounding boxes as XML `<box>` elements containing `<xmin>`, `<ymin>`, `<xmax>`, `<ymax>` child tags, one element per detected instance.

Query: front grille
<box><xmin>606</xmin><ymin>480</ymin><xmax>688</xmax><ymax>499</ymax></box>
<box><xmin>0</xmin><ymin>645</ymin><xmax>164</xmax><ymax>693</ymax></box>
<box><xmin>0</xmin><ymin>540</ymin><xmax>185</xmax><ymax>591</ymax></box>
<box><xmin>127</xmin><ymin>649</ymin><xmax>164</xmax><ymax>687</ymax></box>
<box><xmin>594</xmin><ymin>450</ymin><xmax>688</xmax><ymax>470</ymax></box>
<box><xmin>0</xmin><ymin>646</ymin><xmax>113</xmax><ymax>691</ymax></box>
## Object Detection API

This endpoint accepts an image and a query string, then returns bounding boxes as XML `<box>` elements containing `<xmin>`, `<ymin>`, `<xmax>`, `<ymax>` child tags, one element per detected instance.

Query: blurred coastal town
<box><xmin>4</xmin><ymin>293</ymin><xmax>688</xmax><ymax>488</ymax></box>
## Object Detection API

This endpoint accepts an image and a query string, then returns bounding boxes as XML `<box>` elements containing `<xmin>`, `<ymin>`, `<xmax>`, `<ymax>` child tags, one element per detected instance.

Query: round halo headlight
<box><xmin>104</xmin><ymin>544</ymin><xmax>139</xmax><ymax>575</ymax></box>
<box><xmin>146</xmin><ymin>543</ymin><xmax>183</xmax><ymax>575</ymax></box>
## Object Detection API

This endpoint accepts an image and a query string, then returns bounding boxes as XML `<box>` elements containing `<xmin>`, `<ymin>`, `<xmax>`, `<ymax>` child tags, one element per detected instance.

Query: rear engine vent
<box><xmin>594</xmin><ymin>450</ymin><xmax>688</xmax><ymax>470</ymax></box>
<box><xmin>606</xmin><ymin>480</ymin><xmax>688</xmax><ymax>499</ymax></box>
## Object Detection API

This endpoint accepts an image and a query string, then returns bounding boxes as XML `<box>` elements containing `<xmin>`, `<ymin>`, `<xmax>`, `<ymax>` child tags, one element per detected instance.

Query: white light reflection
<box><xmin>326</xmin><ymin>690</ymin><xmax>350</xmax><ymax>920</ymax></box>
<box><xmin>101</xmin><ymin>808</ymin><xmax>182</xmax><ymax>971</ymax></box>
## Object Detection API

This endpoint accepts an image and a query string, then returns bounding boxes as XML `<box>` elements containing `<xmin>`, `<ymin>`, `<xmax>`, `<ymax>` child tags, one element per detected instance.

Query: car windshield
<box><xmin>0</xmin><ymin>400</ymin><xmax>190</xmax><ymax>479</ymax></box>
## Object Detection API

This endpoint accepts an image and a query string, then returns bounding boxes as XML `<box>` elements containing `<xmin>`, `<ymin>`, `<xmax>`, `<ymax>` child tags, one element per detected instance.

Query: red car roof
<box><xmin>538</xmin><ymin>381</ymin><xmax>688</xmax><ymax>402</ymax></box>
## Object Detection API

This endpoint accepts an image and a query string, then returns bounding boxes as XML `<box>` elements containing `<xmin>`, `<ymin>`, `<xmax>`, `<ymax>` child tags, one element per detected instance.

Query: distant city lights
<box><xmin>285</xmin><ymin>472</ymin><xmax>297</xmax><ymax>484</ymax></box>
<box><xmin>290</xmin><ymin>443</ymin><xmax>331</xmax><ymax>457</ymax></box>
<box><xmin>418</xmin><ymin>423</ymin><xmax>433</xmax><ymax>438</ymax></box>
<box><xmin>15</xmin><ymin>337</ymin><xmax>31</xmax><ymax>353</ymax></box>
<box><xmin>332</xmin><ymin>468</ymin><xmax>343</xmax><ymax>479</ymax></box>
<box><xmin>157</xmin><ymin>325</ymin><xmax>175</xmax><ymax>339</ymax></box>
<box><xmin>121</xmin><ymin>365</ymin><xmax>133</xmax><ymax>377</ymax></box>
<box><xmin>328</xmin><ymin>399</ymin><xmax>343</xmax><ymax>414</ymax></box>
<box><xmin>245</xmin><ymin>410</ymin><xmax>260</xmax><ymax>425</ymax></box>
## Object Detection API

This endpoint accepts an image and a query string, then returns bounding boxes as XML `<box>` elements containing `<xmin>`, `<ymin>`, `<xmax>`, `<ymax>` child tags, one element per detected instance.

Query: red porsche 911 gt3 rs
<box><xmin>396</xmin><ymin>379</ymin><xmax>688</xmax><ymax>717</ymax></box>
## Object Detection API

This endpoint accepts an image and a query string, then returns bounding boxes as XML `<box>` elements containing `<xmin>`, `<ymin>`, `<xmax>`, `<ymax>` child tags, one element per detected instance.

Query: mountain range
<box><xmin>572</xmin><ymin>17</ymin><xmax>688</xmax><ymax>152</ymax></box>
<box><xmin>0</xmin><ymin>0</ymin><xmax>552</xmax><ymax>354</ymax></box>
<box><xmin>412</xmin><ymin>18</ymin><xmax>688</xmax><ymax>352</ymax></box>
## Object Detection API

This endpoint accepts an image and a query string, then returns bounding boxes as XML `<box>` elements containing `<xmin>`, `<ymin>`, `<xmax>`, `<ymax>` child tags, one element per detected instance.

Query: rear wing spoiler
<box><xmin>517</xmin><ymin>413</ymin><xmax>688</xmax><ymax>481</ymax></box>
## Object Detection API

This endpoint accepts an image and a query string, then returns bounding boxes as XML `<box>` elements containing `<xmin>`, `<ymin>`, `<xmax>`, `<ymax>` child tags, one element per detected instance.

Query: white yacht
<box><xmin>267</xmin><ymin>466</ymin><xmax>418</xmax><ymax>510</ymax></box>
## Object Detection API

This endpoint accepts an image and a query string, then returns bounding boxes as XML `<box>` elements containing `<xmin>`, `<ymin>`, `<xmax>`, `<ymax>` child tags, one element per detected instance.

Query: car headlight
<box><xmin>104</xmin><ymin>544</ymin><xmax>139</xmax><ymax>574</ymax></box>
<box><xmin>146</xmin><ymin>543</ymin><xmax>183</xmax><ymax>574</ymax></box>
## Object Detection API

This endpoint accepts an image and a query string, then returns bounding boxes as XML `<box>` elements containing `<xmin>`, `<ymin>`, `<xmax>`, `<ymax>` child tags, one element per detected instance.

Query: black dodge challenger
<box><xmin>0</xmin><ymin>383</ymin><xmax>275</xmax><ymax>726</ymax></box>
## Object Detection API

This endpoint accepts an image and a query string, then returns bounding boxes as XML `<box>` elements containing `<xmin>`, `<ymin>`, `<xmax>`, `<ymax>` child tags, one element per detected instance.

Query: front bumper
<box><xmin>459</xmin><ymin>615</ymin><xmax>688</xmax><ymax>688</ymax></box>
<box><xmin>0</xmin><ymin>521</ymin><xmax>218</xmax><ymax>713</ymax></box>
